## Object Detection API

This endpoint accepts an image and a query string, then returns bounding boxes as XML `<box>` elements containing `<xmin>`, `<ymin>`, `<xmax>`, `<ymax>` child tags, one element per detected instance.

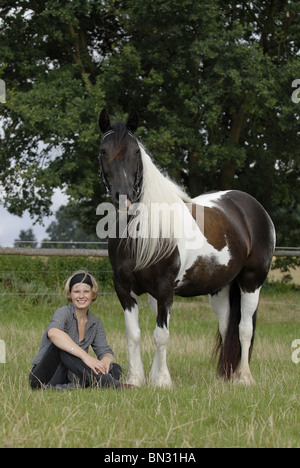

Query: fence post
<box><xmin>0</xmin><ymin>340</ymin><xmax>6</xmax><ymax>363</ymax></box>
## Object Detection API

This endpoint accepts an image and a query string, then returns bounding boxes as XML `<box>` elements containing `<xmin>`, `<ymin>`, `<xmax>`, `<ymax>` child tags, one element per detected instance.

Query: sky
<box><xmin>0</xmin><ymin>189</ymin><xmax>68</xmax><ymax>247</ymax></box>
<box><xmin>0</xmin><ymin>100</ymin><xmax>68</xmax><ymax>247</ymax></box>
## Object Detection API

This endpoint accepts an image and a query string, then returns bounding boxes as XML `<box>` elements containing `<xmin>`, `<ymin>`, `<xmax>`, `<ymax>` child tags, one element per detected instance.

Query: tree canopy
<box><xmin>0</xmin><ymin>0</ymin><xmax>299</xmax><ymax>246</ymax></box>
<box><xmin>40</xmin><ymin>204</ymin><xmax>101</xmax><ymax>249</ymax></box>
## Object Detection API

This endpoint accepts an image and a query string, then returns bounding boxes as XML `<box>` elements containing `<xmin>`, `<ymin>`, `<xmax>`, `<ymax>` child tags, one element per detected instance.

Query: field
<box><xmin>0</xmin><ymin>256</ymin><xmax>299</xmax><ymax>448</ymax></box>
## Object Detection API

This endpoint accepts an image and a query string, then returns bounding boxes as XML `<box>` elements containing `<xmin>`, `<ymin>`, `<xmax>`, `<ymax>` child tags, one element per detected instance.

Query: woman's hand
<box><xmin>100</xmin><ymin>354</ymin><xmax>114</xmax><ymax>374</ymax></box>
<box><xmin>82</xmin><ymin>354</ymin><xmax>108</xmax><ymax>375</ymax></box>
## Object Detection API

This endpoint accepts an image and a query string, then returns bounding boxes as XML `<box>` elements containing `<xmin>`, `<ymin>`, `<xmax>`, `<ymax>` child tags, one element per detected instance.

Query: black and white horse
<box><xmin>98</xmin><ymin>109</ymin><xmax>276</xmax><ymax>387</ymax></box>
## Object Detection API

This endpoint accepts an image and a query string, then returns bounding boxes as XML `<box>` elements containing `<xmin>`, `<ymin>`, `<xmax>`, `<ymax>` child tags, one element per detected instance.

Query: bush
<box><xmin>0</xmin><ymin>255</ymin><xmax>114</xmax><ymax>295</ymax></box>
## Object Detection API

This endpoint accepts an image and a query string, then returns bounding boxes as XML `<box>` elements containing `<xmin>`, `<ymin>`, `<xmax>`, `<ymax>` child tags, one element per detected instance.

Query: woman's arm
<box><xmin>47</xmin><ymin>328</ymin><xmax>108</xmax><ymax>375</ymax></box>
<box><xmin>91</xmin><ymin>321</ymin><xmax>114</xmax><ymax>368</ymax></box>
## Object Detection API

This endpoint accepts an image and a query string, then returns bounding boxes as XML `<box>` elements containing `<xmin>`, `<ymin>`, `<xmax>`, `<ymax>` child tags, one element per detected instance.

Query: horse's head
<box><xmin>99</xmin><ymin>109</ymin><xmax>143</xmax><ymax>211</ymax></box>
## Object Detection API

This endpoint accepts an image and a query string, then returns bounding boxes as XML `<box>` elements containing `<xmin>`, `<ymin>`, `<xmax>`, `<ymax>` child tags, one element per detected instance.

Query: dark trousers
<box><xmin>29</xmin><ymin>344</ymin><xmax>122</xmax><ymax>389</ymax></box>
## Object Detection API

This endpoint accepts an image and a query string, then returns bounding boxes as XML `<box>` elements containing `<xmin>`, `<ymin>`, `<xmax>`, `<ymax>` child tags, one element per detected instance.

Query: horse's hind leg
<box><xmin>210</xmin><ymin>286</ymin><xmax>233</xmax><ymax>379</ymax></box>
<box><xmin>234</xmin><ymin>287</ymin><xmax>261</xmax><ymax>385</ymax></box>
<box><xmin>209</xmin><ymin>285</ymin><xmax>231</xmax><ymax>343</ymax></box>
<box><xmin>210</xmin><ymin>284</ymin><xmax>259</xmax><ymax>385</ymax></box>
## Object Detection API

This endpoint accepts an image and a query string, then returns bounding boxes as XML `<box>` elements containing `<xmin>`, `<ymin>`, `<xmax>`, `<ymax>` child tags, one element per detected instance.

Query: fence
<box><xmin>274</xmin><ymin>247</ymin><xmax>300</xmax><ymax>257</ymax></box>
<box><xmin>0</xmin><ymin>247</ymin><xmax>109</xmax><ymax>257</ymax></box>
<box><xmin>0</xmin><ymin>246</ymin><xmax>299</xmax><ymax>257</ymax></box>
<box><xmin>0</xmin><ymin>246</ymin><xmax>299</xmax><ymax>307</ymax></box>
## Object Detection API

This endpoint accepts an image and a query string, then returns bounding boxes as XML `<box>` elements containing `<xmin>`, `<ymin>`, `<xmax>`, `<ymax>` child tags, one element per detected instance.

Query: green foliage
<box><xmin>0</xmin><ymin>0</ymin><xmax>299</xmax><ymax>246</ymax></box>
<box><xmin>0</xmin><ymin>255</ymin><xmax>114</xmax><ymax>295</ymax></box>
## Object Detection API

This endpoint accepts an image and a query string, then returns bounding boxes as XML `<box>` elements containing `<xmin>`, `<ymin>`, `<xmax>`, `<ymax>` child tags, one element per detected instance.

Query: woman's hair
<box><xmin>64</xmin><ymin>269</ymin><xmax>99</xmax><ymax>302</ymax></box>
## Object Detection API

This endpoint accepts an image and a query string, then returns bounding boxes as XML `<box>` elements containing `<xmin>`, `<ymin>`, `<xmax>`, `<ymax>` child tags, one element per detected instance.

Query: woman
<box><xmin>29</xmin><ymin>270</ymin><xmax>124</xmax><ymax>390</ymax></box>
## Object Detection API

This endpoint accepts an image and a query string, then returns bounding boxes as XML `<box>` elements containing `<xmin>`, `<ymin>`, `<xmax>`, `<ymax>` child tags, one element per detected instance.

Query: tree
<box><xmin>116</xmin><ymin>0</ymin><xmax>300</xmax><ymax>207</ymax></box>
<box><xmin>0</xmin><ymin>0</ymin><xmax>299</xmax><ymax>247</ymax></box>
<box><xmin>41</xmin><ymin>204</ymin><xmax>102</xmax><ymax>249</ymax></box>
<box><xmin>14</xmin><ymin>228</ymin><xmax>38</xmax><ymax>248</ymax></box>
<box><xmin>0</xmin><ymin>0</ymin><xmax>123</xmax><ymax>224</ymax></box>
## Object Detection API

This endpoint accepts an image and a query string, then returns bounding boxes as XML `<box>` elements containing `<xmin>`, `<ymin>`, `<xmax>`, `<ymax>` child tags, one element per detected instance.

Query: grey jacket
<box><xmin>32</xmin><ymin>303</ymin><xmax>113</xmax><ymax>366</ymax></box>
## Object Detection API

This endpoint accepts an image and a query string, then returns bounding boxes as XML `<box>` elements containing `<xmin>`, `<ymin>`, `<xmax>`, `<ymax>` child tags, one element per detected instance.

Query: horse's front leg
<box><xmin>149</xmin><ymin>299</ymin><xmax>172</xmax><ymax>389</ymax></box>
<box><xmin>123</xmin><ymin>293</ymin><xmax>146</xmax><ymax>387</ymax></box>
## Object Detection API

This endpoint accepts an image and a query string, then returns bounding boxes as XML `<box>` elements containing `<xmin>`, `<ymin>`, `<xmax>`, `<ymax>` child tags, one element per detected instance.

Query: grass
<box><xmin>0</xmin><ymin>276</ymin><xmax>299</xmax><ymax>448</ymax></box>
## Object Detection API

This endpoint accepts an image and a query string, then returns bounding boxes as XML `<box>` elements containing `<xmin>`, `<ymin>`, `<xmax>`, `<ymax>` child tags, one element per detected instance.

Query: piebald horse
<box><xmin>98</xmin><ymin>109</ymin><xmax>276</xmax><ymax>387</ymax></box>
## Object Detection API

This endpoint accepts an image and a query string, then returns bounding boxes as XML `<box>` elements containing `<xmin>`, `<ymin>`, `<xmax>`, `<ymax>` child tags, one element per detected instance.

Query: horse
<box><xmin>98</xmin><ymin>109</ymin><xmax>276</xmax><ymax>388</ymax></box>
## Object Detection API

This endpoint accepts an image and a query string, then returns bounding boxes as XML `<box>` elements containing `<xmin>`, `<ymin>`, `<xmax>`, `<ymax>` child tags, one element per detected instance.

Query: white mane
<box><xmin>128</xmin><ymin>143</ymin><xmax>192</xmax><ymax>271</ymax></box>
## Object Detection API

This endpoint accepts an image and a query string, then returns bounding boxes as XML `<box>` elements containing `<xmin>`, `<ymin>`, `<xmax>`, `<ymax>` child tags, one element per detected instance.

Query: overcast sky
<box><xmin>0</xmin><ymin>189</ymin><xmax>68</xmax><ymax>247</ymax></box>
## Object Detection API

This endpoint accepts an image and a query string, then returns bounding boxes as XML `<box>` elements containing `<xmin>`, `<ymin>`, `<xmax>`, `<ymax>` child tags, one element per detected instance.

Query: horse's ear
<box><xmin>126</xmin><ymin>110</ymin><xmax>139</xmax><ymax>133</ymax></box>
<box><xmin>99</xmin><ymin>108</ymin><xmax>111</xmax><ymax>134</ymax></box>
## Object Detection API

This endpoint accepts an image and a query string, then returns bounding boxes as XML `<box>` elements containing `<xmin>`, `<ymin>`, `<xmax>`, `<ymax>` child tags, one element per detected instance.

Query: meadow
<box><xmin>0</xmin><ymin>256</ymin><xmax>299</xmax><ymax>448</ymax></box>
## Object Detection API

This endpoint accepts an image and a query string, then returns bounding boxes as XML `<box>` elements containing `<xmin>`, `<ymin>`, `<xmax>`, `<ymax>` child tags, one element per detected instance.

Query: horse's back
<box><xmin>194</xmin><ymin>190</ymin><xmax>275</xmax><ymax>260</ymax></box>
<box><xmin>175</xmin><ymin>190</ymin><xmax>275</xmax><ymax>295</ymax></box>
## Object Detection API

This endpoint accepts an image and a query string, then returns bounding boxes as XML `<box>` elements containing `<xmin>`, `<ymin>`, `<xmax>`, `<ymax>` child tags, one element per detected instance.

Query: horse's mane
<box><xmin>128</xmin><ymin>143</ymin><xmax>192</xmax><ymax>271</ymax></box>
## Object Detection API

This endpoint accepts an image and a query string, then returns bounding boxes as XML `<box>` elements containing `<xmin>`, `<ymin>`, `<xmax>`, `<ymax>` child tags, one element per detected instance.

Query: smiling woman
<box><xmin>64</xmin><ymin>270</ymin><xmax>98</xmax><ymax>303</ymax></box>
<box><xmin>29</xmin><ymin>269</ymin><xmax>125</xmax><ymax>390</ymax></box>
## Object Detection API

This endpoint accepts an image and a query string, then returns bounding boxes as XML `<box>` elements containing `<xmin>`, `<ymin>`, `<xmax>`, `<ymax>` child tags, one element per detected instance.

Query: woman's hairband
<box><xmin>69</xmin><ymin>273</ymin><xmax>93</xmax><ymax>292</ymax></box>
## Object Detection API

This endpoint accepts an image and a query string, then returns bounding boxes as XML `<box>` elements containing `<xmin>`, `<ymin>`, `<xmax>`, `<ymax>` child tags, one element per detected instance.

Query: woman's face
<box><xmin>70</xmin><ymin>283</ymin><xmax>93</xmax><ymax>311</ymax></box>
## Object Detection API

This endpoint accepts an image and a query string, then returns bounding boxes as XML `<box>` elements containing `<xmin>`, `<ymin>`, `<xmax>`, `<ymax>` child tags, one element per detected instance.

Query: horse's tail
<box><xmin>215</xmin><ymin>281</ymin><xmax>257</xmax><ymax>380</ymax></box>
